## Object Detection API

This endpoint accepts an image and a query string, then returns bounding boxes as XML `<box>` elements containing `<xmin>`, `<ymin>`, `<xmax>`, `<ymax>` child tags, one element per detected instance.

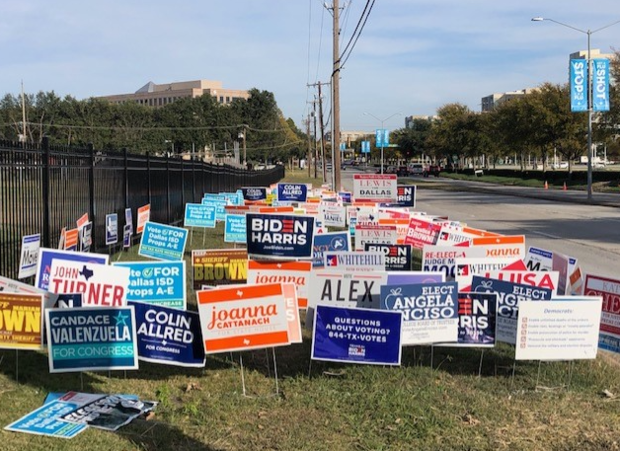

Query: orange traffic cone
<box><xmin>544</xmin><ymin>180</ymin><xmax>548</xmax><ymax>190</ymax></box>
<box><xmin>563</xmin><ymin>182</ymin><xmax>567</xmax><ymax>191</ymax></box>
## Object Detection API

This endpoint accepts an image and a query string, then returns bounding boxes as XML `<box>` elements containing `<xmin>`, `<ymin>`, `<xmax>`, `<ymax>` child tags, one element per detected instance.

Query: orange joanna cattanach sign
<box><xmin>197</xmin><ymin>283</ymin><xmax>290</xmax><ymax>354</ymax></box>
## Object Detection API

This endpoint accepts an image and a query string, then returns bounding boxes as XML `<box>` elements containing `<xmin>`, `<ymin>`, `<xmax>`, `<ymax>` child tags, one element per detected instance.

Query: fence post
<box><xmin>41</xmin><ymin>137</ymin><xmax>51</xmax><ymax>248</ymax></box>
<box><xmin>147</xmin><ymin>152</ymin><xmax>152</xmax><ymax>205</ymax></box>
<box><xmin>180</xmin><ymin>157</ymin><xmax>185</xmax><ymax>212</ymax></box>
<box><xmin>124</xmin><ymin>148</ymin><xmax>129</xmax><ymax>213</ymax></box>
<box><xmin>166</xmin><ymin>154</ymin><xmax>171</xmax><ymax>224</ymax></box>
<box><xmin>88</xmin><ymin>143</ymin><xmax>96</xmax><ymax>248</ymax></box>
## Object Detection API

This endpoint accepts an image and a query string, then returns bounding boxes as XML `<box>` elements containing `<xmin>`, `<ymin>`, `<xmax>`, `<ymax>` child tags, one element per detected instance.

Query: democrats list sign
<box><xmin>45</xmin><ymin>306</ymin><xmax>138</xmax><ymax>373</ymax></box>
<box><xmin>139</xmin><ymin>221</ymin><xmax>188</xmax><ymax>261</ymax></box>
<box><xmin>312</xmin><ymin>305</ymin><xmax>402</xmax><ymax>365</ymax></box>
<box><xmin>246</xmin><ymin>213</ymin><xmax>315</xmax><ymax>259</ymax></box>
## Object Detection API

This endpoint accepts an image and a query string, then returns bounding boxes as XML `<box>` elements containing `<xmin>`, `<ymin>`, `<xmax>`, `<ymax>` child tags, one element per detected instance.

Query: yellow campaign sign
<box><xmin>0</xmin><ymin>292</ymin><xmax>43</xmax><ymax>350</ymax></box>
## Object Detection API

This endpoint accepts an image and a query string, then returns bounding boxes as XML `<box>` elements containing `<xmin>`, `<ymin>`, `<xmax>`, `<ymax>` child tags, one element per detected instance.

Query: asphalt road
<box><xmin>340</xmin><ymin>169</ymin><xmax>620</xmax><ymax>279</ymax></box>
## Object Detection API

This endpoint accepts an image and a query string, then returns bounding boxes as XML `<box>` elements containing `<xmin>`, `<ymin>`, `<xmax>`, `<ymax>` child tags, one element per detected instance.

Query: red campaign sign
<box><xmin>404</xmin><ymin>218</ymin><xmax>441</xmax><ymax>249</ymax></box>
<box><xmin>584</xmin><ymin>274</ymin><xmax>620</xmax><ymax>337</ymax></box>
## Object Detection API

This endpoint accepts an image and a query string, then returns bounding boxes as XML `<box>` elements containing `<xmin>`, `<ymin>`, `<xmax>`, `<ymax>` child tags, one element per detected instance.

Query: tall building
<box><xmin>481</xmin><ymin>89</ymin><xmax>537</xmax><ymax>112</ymax></box>
<box><xmin>98</xmin><ymin>79</ymin><xmax>250</xmax><ymax>107</ymax></box>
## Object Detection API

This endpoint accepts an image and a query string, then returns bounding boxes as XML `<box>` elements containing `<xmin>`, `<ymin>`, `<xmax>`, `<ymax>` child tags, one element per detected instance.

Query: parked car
<box><xmin>424</xmin><ymin>164</ymin><xmax>442</xmax><ymax>177</ymax></box>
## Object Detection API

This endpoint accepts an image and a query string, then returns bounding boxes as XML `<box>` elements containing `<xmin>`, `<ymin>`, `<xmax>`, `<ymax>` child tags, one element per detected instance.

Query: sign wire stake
<box><xmin>272</xmin><ymin>348</ymin><xmax>280</xmax><ymax>397</ymax></box>
<box><xmin>510</xmin><ymin>359</ymin><xmax>517</xmax><ymax>390</ymax></box>
<box><xmin>239</xmin><ymin>353</ymin><xmax>247</xmax><ymax>397</ymax></box>
<box><xmin>567</xmin><ymin>360</ymin><xmax>575</xmax><ymax>390</ymax></box>
<box><xmin>535</xmin><ymin>360</ymin><xmax>542</xmax><ymax>391</ymax></box>
<box><xmin>80</xmin><ymin>372</ymin><xmax>84</xmax><ymax>391</ymax></box>
<box><xmin>478</xmin><ymin>350</ymin><xmax>485</xmax><ymax>378</ymax></box>
<box><xmin>15</xmin><ymin>350</ymin><xmax>19</xmax><ymax>384</ymax></box>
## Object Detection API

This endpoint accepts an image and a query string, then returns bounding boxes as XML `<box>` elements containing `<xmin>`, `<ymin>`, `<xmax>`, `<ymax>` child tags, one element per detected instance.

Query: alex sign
<box><xmin>353</xmin><ymin>174</ymin><xmax>397</xmax><ymax>204</ymax></box>
<box><xmin>246</xmin><ymin>213</ymin><xmax>315</xmax><ymax>259</ymax></box>
<box><xmin>197</xmin><ymin>283</ymin><xmax>290</xmax><ymax>354</ymax></box>
<box><xmin>45</xmin><ymin>306</ymin><xmax>138</xmax><ymax>373</ymax></box>
<box><xmin>309</xmin><ymin>271</ymin><xmax>388</xmax><ymax>309</ymax></box>
<box><xmin>139</xmin><ymin>221</ymin><xmax>188</xmax><ymax>261</ymax></box>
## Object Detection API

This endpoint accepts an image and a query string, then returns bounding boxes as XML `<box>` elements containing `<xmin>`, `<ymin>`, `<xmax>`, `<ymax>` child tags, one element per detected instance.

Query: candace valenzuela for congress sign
<box><xmin>246</xmin><ymin>213</ymin><xmax>315</xmax><ymax>259</ymax></box>
<box><xmin>45</xmin><ymin>306</ymin><xmax>138</xmax><ymax>373</ymax></box>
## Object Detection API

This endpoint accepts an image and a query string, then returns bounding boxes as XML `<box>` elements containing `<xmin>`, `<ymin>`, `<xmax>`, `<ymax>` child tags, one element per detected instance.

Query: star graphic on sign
<box><xmin>114</xmin><ymin>311</ymin><xmax>129</xmax><ymax>327</ymax></box>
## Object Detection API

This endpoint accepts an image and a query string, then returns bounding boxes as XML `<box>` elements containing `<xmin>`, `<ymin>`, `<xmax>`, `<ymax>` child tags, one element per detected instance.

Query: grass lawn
<box><xmin>1</xmin><ymin>171</ymin><xmax>619</xmax><ymax>450</ymax></box>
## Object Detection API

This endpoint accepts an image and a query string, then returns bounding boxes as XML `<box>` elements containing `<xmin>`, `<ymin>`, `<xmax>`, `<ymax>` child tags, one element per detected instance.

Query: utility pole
<box><xmin>312</xmin><ymin>99</ymin><xmax>318</xmax><ymax>179</ymax></box>
<box><xmin>318</xmin><ymin>82</ymin><xmax>327</xmax><ymax>183</ymax></box>
<box><xmin>306</xmin><ymin>116</ymin><xmax>312</xmax><ymax>177</ymax></box>
<box><xmin>331</xmin><ymin>0</ymin><xmax>342</xmax><ymax>191</ymax></box>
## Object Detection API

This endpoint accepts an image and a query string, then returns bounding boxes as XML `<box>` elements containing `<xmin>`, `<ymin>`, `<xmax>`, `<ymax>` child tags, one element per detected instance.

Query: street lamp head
<box><xmin>531</xmin><ymin>17</ymin><xmax>545</xmax><ymax>22</ymax></box>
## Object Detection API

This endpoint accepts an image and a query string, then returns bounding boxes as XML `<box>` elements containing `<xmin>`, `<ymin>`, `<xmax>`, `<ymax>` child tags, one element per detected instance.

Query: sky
<box><xmin>1</xmin><ymin>0</ymin><xmax>618</xmax><ymax>133</ymax></box>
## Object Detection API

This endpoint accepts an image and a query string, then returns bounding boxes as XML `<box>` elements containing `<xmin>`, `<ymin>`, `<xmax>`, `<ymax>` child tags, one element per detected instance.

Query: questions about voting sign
<box><xmin>131</xmin><ymin>301</ymin><xmax>205</xmax><ymax>367</ymax></box>
<box><xmin>311</xmin><ymin>305</ymin><xmax>402</xmax><ymax>365</ymax></box>
<box><xmin>46</xmin><ymin>306</ymin><xmax>138</xmax><ymax>373</ymax></box>
<box><xmin>139</xmin><ymin>221</ymin><xmax>188</xmax><ymax>261</ymax></box>
<box><xmin>113</xmin><ymin>261</ymin><xmax>186</xmax><ymax>310</ymax></box>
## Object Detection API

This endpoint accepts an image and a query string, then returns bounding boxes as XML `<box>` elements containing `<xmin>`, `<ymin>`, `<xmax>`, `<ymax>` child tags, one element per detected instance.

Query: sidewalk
<box><xmin>432</xmin><ymin>178</ymin><xmax>620</xmax><ymax>208</ymax></box>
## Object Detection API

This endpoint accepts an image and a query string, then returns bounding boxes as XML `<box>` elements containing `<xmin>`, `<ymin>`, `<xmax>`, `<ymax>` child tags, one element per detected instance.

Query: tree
<box><xmin>391</xmin><ymin>118</ymin><xmax>432</xmax><ymax>161</ymax></box>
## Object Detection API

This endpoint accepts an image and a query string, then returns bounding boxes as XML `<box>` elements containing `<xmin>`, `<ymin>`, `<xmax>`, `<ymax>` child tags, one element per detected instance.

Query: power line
<box><xmin>340</xmin><ymin>0</ymin><xmax>375</xmax><ymax>69</ymax></box>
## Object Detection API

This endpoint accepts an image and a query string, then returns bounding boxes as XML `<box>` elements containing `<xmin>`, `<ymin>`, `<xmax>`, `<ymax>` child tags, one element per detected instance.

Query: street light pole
<box><xmin>532</xmin><ymin>16</ymin><xmax>620</xmax><ymax>201</ymax></box>
<box><xmin>364</xmin><ymin>112</ymin><xmax>401</xmax><ymax>174</ymax></box>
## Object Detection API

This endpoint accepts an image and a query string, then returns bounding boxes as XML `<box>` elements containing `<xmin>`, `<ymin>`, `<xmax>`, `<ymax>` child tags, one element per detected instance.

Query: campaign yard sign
<box><xmin>192</xmin><ymin>249</ymin><xmax>248</xmax><ymax>289</ymax></box>
<box><xmin>224</xmin><ymin>214</ymin><xmax>247</xmax><ymax>243</ymax></box>
<box><xmin>184</xmin><ymin>203</ymin><xmax>216</xmax><ymax>228</ymax></box>
<box><xmin>46</xmin><ymin>306</ymin><xmax>138</xmax><ymax>373</ymax></box>
<box><xmin>584</xmin><ymin>274</ymin><xmax>620</xmax><ymax>353</ymax></box>
<box><xmin>455</xmin><ymin>257</ymin><xmax>519</xmax><ymax>292</ymax></box>
<box><xmin>515</xmin><ymin>298</ymin><xmax>603</xmax><ymax>360</ymax></box>
<box><xmin>0</xmin><ymin>292</ymin><xmax>44</xmax><ymax>350</ymax></box>
<box><xmin>105</xmin><ymin>214</ymin><xmax>118</xmax><ymax>246</ymax></box>
<box><xmin>197</xmin><ymin>283</ymin><xmax>290</xmax><ymax>354</ymax></box>
<box><xmin>320</xmin><ymin>203</ymin><xmax>346</xmax><ymax>228</ymax></box>
<box><xmin>445</xmin><ymin>292</ymin><xmax>497</xmax><ymax>347</ymax></box>
<box><xmin>365</xmin><ymin>243</ymin><xmax>412</xmax><ymax>271</ymax></box>
<box><xmin>405</xmin><ymin>218</ymin><xmax>442</xmax><ymax>249</ymax></box>
<box><xmin>311</xmin><ymin>305</ymin><xmax>402</xmax><ymax>365</ymax></box>
<box><xmin>48</xmin><ymin>260</ymin><xmax>130</xmax><ymax>307</ymax></box>
<box><xmin>380</xmin><ymin>185</ymin><xmax>416</xmax><ymax>208</ymax></box>
<box><xmin>247</xmin><ymin>260</ymin><xmax>312</xmax><ymax>308</ymax></box>
<box><xmin>4</xmin><ymin>400</ymin><xmax>87</xmax><ymax>438</ymax></box>
<box><xmin>36</xmin><ymin>248</ymin><xmax>109</xmax><ymax>291</ymax></box>
<box><xmin>131</xmin><ymin>301</ymin><xmax>205</xmax><ymax>367</ymax></box>
<box><xmin>354</xmin><ymin>224</ymin><xmax>398</xmax><ymax>251</ymax></box>
<box><xmin>139</xmin><ymin>221</ymin><xmax>188</xmax><ymax>261</ymax></box>
<box><xmin>277</xmin><ymin>183</ymin><xmax>308</xmax><ymax>202</ymax></box>
<box><xmin>113</xmin><ymin>261</ymin><xmax>186</xmax><ymax>310</ymax></box>
<box><xmin>381</xmin><ymin>282</ymin><xmax>458</xmax><ymax>346</ymax></box>
<box><xmin>309</xmin><ymin>270</ymin><xmax>388</xmax><ymax>310</ymax></box>
<box><xmin>312</xmin><ymin>231</ymin><xmax>351</xmax><ymax>268</ymax></box>
<box><xmin>241</xmin><ymin>187</ymin><xmax>267</xmax><ymax>201</ymax></box>
<box><xmin>485</xmin><ymin>270</ymin><xmax>560</xmax><ymax>295</ymax></box>
<box><xmin>17</xmin><ymin>233</ymin><xmax>40</xmax><ymax>279</ymax></box>
<box><xmin>136</xmin><ymin>204</ymin><xmax>150</xmax><ymax>234</ymax></box>
<box><xmin>323</xmin><ymin>251</ymin><xmax>385</xmax><ymax>272</ymax></box>
<box><xmin>246</xmin><ymin>213</ymin><xmax>315</xmax><ymax>260</ymax></box>
<box><xmin>470</xmin><ymin>276</ymin><xmax>552</xmax><ymax>345</ymax></box>
<box><xmin>353</xmin><ymin>174</ymin><xmax>398</xmax><ymax>204</ymax></box>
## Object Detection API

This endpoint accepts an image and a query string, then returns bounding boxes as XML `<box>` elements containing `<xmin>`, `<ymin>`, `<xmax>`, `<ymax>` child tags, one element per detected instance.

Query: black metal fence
<box><xmin>0</xmin><ymin>138</ymin><xmax>285</xmax><ymax>280</ymax></box>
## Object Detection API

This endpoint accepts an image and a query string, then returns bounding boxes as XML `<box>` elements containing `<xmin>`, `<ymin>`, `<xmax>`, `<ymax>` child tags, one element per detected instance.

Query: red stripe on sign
<box><xmin>205</xmin><ymin>331</ymin><xmax>290</xmax><ymax>353</ymax></box>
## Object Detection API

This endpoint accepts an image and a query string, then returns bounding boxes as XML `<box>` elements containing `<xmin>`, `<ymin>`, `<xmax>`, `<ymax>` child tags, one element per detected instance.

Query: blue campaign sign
<box><xmin>593</xmin><ymin>59</ymin><xmax>610</xmax><ymax>112</ymax></box>
<box><xmin>125</xmin><ymin>208</ymin><xmax>133</xmax><ymax>235</ymax></box>
<box><xmin>312</xmin><ymin>231</ymin><xmax>350</xmax><ymax>268</ymax></box>
<box><xmin>35</xmin><ymin>248</ymin><xmax>109</xmax><ymax>291</ymax></box>
<box><xmin>53</xmin><ymin>293</ymin><xmax>83</xmax><ymax>308</ymax></box>
<box><xmin>454</xmin><ymin>292</ymin><xmax>497</xmax><ymax>347</ymax></box>
<box><xmin>114</xmin><ymin>261</ymin><xmax>186</xmax><ymax>309</ymax></box>
<box><xmin>224</xmin><ymin>214</ymin><xmax>247</xmax><ymax>243</ymax></box>
<box><xmin>471</xmin><ymin>276</ymin><xmax>552</xmax><ymax>344</ymax></box>
<box><xmin>130</xmin><ymin>301</ymin><xmax>205</xmax><ymax>367</ymax></box>
<box><xmin>46</xmin><ymin>306</ymin><xmax>138</xmax><ymax>373</ymax></box>
<box><xmin>4</xmin><ymin>400</ymin><xmax>87</xmax><ymax>438</ymax></box>
<box><xmin>184</xmin><ymin>203</ymin><xmax>216</xmax><ymax>228</ymax></box>
<box><xmin>138</xmin><ymin>221</ymin><xmax>188</xmax><ymax>261</ymax></box>
<box><xmin>241</xmin><ymin>187</ymin><xmax>267</xmax><ymax>201</ymax></box>
<box><xmin>570</xmin><ymin>59</ymin><xmax>588</xmax><ymax>112</ymax></box>
<box><xmin>246</xmin><ymin>213</ymin><xmax>315</xmax><ymax>259</ymax></box>
<box><xmin>201</xmin><ymin>198</ymin><xmax>226</xmax><ymax>222</ymax></box>
<box><xmin>277</xmin><ymin>183</ymin><xmax>308</xmax><ymax>202</ymax></box>
<box><xmin>364</xmin><ymin>243</ymin><xmax>412</xmax><ymax>271</ymax></box>
<box><xmin>311</xmin><ymin>305</ymin><xmax>402</xmax><ymax>365</ymax></box>
<box><xmin>382</xmin><ymin>185</ymin><xmax>416</xmax><ymax>208</ymax></box>
<box><xmin>105</xmin><ymin>214</ymin><xmax>118</xmax><ymax>246</ymax></box>
<box><xmin>123</xmin><ymin>224</ymin><xmax>131</xmax><ymax>248</ymax></box>
<box><xmin>338</xmin><ymin>191</ymin><xmax>352</xmax><ymax>203</ymax></box>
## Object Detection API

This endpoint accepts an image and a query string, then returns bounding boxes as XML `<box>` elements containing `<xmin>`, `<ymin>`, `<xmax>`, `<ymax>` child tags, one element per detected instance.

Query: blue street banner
<box><xmin>593</xmin><ymin>58</ymin><xmax>610</xmax><ymax>112</ymax></box>
<box><xmin>130</xmin><ymin>301</ymin><xmax>205</xmax><ymax>367</ymax></box>
<box><xmin>114</xmin><ymin>261</ymin><xmax>186</xmax><ymax>310</ymax></box>
<box><xmin>312</xmin><ymin>231</ymin><xmax>351</xmax><ymax>268</ymax></box>
<box><xmin>570</xmin><ymin>59</ymin><xmax>588</xmax><ymax>112</ymax></box>
<box><xmin>4</xmin><ymin>400</ymin><xmax>87</xmax><ymax>438</ymax></box>
<box><xmin>46</xmin><ymin>306</ymin><xmax>138</xmax><ymax>373</ymax></box>
<box><xmin>105</xmin><ymin>214</ymin><xmax>118</xmax><ymax>246</ymax></box>
<box><xmin>375</xmin><ymin>129</ymin><xmax>389</xmax><ymax>147</ymax></box>
<box><xmin>246</xmin><ymin>213</ymin><xmax>315</xmax><ymax>259</ymax></box>
<box><xmin>471</xmin><ymin>276</ymin><xmax>552</xmax><ymax>345</ymax></box>
<box><xmin>184</xmin><ymin>203</ymin><xmax>216</xmax><ymax>228</ymax></box>
<box><xmin>35</xmin><ymin>248</ymin><xmax>109</xmax><ymax>291</ymax></box>
<box><xmin>340</xmin><ymin>142</ymin><xmax>346</xmax><ymax>151</ymax></box>
<box><xmin>224</xmin><ymin>214</ymin><xmax>247</xmax><ymax>243</ymax></box>
<box><xmin>241</xmin><ymin>187</ymin><xmax>267</xmax><ymax>201</ymax></box>
<box><xmin>381</xmin><ymin>282</ymin><xmax>458</xmax><ymax>345</ymax></box>
<box><xmin>139</xmin><ymin>221</ymin><xmax>188</xmax><ymax>261</ymax></box>
<box><xmin>365</xmin><ymin>243</ymin><xmax>412</xmax><ymax>271</ymax></box>
<box><xmin>311</xmin><ymin>305</ymin><xmax>402</xmax><ymax>365</ymax></box>
<box><xmin>277</xmin><ymin>183</ymin><xmax>309</xmax><ymax>202</ymax></box>
<box><xmin>18</xmin><ymin>233</ymin><xmax>41</xmax><ymax>279</ymax></box>
<box><xmin>361</xmin><ymin>140</ymin><xmax>371</xmax><ymax>154</ymax></box>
